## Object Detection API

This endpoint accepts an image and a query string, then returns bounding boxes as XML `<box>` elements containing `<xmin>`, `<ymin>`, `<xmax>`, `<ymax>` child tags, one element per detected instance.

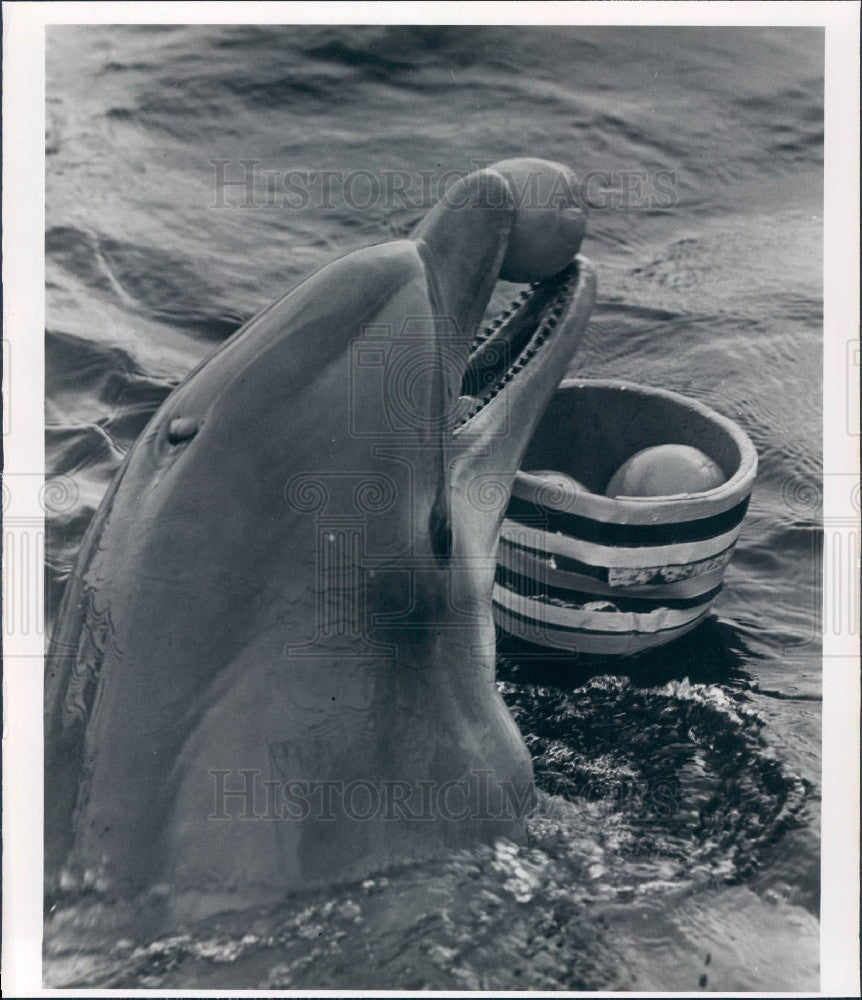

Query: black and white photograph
<box><xmin>2</xmin><ymin>2</ymin><xmax>859</xmax><ymax>995</ymax></box>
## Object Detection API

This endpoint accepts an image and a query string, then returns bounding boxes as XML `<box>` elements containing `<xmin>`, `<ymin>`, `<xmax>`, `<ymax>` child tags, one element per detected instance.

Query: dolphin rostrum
<box><xmin>45</xmin><ymin>158</ymin><xmax>597</xmax><ymax>912</ymax></box>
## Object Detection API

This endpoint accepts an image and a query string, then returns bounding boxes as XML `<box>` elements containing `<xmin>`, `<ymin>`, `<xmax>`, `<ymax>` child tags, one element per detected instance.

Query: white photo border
<box><xmin>3</xmin><ymin>2</ymin><xmax>859</xmax><ymax>996</ymax></box>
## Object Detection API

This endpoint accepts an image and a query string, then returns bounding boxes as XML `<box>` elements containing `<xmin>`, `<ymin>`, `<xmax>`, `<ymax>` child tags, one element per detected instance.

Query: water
<box><xmin>43</xmin><ymin>25</ymin><xmax>823</xmax><ymax>990</ymax></box>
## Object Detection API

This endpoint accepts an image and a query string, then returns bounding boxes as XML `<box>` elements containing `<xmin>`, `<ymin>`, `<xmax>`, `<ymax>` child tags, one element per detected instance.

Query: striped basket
<box><xmin>494</xmin><ymin>378</ymin><xmax>758</xmax><ymax>656</ymax></box>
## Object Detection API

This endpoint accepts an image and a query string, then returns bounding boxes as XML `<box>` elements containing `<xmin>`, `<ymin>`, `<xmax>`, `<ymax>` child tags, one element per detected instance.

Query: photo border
<box><xmin>3</xmin><ymin>2</ymin><xmax>859</xmax><ymax>996</ymax></box>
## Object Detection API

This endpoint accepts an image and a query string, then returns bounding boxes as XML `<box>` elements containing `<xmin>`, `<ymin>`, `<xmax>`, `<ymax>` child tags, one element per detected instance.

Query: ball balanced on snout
<box><xmin>491</xmin><ymin>157</ymin><xmax>586</xmax><ymax>282</ymax></box>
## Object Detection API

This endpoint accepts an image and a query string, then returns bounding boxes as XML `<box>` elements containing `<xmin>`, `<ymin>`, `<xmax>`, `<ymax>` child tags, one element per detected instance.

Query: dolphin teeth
<box><xmin>458</xmin><ymin>269</ymin><xmax>578</xmax><ymax>431</ymax></box>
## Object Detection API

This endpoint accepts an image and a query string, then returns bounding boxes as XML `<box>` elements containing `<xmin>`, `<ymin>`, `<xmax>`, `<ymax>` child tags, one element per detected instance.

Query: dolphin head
<box><xmin>192</xmin><ymin>157</ymin><xmax>595</xmax><ymax>652</ymax></box>
<box><xmin>301</xmin><ymin>159</ymin><xmax>598</xmax><ymax>666</ymax></box>
<box><xmin>407</xmin><ymin>160</ymin><xmax>596</xmax><ymax>607</ymax></box>
<box><xmin>47</xmin><ymin>158</ymin><xmax>596</xmax><ymax>901</ymax></box>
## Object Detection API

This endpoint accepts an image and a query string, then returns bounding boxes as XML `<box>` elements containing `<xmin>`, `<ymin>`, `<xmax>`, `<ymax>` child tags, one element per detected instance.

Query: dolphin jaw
<box><xmin>453</xmin><ymin>260</ymin><xmax>583</xmax><ymax>433</ymax></box>
<box><xmin>440</xmin><ymin>256</ymin><xmax>594</xmax><ymax>565</ymax></box>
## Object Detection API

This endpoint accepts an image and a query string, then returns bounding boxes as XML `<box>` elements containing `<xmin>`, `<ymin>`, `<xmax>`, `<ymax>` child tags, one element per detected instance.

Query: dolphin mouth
<box><xmin>455</xmin><ymin>261</ymin><xmax>581</xmax><ymax>430</ymax></box>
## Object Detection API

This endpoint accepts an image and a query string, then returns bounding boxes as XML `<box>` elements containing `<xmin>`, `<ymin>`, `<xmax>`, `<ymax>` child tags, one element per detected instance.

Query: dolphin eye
<box><xmin>167</xmin><ymin>417</ymin><xmax>199</xmax><ymax>445</ymax></box>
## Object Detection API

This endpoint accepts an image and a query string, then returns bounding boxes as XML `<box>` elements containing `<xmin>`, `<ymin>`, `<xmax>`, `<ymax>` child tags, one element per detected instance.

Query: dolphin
<box><xmin>45</xmin><ymin>158</ymin><xmax>596</xmax><ymax>912</ymax></box>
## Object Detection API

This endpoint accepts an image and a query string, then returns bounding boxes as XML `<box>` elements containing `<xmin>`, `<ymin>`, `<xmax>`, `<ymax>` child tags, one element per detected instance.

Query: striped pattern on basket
<box><xmin>492</xmin><ymin>498</ymin><xmax>748</xmax><ymax>656</ymax></box>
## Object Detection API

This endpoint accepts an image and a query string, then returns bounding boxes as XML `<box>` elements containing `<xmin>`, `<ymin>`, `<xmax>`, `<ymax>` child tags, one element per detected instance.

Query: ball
<box><xmin>489</xmin><ymin>158</ymin><xmax>586</xmax><ymax>283</ymax></box>
<box><xmin>605</xmin><ymin>445</ymin><xmax>726</xmax><ymax>498</ymax></box>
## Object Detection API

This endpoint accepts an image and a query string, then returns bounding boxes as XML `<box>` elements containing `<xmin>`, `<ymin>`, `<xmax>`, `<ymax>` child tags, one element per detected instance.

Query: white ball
<box><xmin>605</xmin><ymin>445</ymin><xmax>725</xmax><ymax>498</ymax></box>
<box><xmin>490</xmin><ymin>158</ymin><xmax>585</xmax><ymax>283</ymax></box>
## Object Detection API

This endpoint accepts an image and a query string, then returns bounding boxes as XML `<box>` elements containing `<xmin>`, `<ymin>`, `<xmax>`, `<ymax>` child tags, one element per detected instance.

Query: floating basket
<box><xmin>494</xmin><ymin>378</ymin><xmax>758</xmax><ymax>656</ymax></box>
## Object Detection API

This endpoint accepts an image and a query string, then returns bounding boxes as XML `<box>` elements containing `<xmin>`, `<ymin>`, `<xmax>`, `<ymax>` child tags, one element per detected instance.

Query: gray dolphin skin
<box><xmin>45</xmin><ymin>159</ymin><xmax>596</xmax><ymax>912</ymax></box>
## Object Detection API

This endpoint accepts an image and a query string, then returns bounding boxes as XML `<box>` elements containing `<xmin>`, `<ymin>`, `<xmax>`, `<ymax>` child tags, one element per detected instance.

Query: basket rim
<box><xmin>516</xmin><ymin>377</ymin><xmax>759</xmax><ymax>524</ymax></box>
